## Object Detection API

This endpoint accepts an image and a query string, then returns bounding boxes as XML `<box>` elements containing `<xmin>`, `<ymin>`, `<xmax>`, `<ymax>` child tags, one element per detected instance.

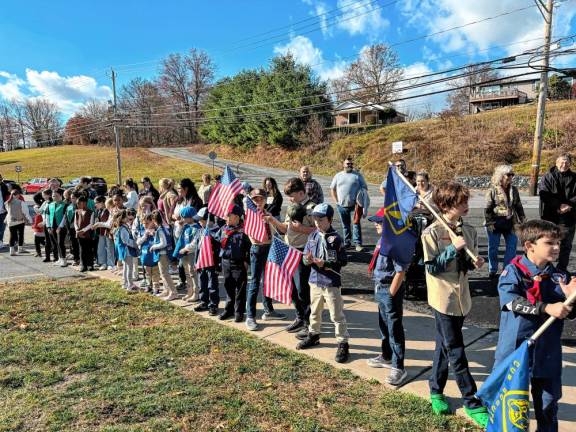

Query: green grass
<box><xmin>0</xmin><ymin>279</ymin><xmax>478</xmax><ymax>432</ymax></box>
<box><xmin>0</xmin><ymin>145</ymin><xmax>210</xmax><ymax>185</ymax></box>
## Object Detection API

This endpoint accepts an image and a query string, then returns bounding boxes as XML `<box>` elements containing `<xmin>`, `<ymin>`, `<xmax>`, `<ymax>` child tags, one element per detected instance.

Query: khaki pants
<box><xmin>158</xmin><ymin>255</ymin><xmax>176</xmax><ymax>294</ymax></box>
<box><xmin>181</xmin><ymin>255</ymin><xmax>198</xmax><ymax>299</ymax></box>
<box><xmin>145</xmin><ymin>266</ymin><xmax>160</xmax><ymax>289</ymax></box>
<box><xmin>309</xmin><ymin>283</ymin><xmax>349</xmax><ymax>343</ymax></box>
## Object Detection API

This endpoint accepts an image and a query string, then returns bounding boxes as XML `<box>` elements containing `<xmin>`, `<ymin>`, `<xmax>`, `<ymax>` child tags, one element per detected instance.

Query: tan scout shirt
<box><xmin>284</xmin><ymin>198</ymin><xmax>315</xmax><ymax>249</ymax></box>
<box><xmin>422</xmin><ymin>219</ymin><xmax>477</xmax><ymax>317</ymax></box>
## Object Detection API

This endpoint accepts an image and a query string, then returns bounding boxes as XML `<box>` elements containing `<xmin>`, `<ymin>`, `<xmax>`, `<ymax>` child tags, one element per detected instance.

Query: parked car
<box><xmin>62</xmin><ymin>177</ymin><xmax>82</xmax><ymax>190</ymax></box>
<box><xmin>22</xmin><ymin>178</ymin><xmax>49</xmax><ymax>194</ymax></box>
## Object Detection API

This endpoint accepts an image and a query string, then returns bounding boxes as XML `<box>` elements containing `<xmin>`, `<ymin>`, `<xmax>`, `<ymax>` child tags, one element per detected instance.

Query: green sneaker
<box><xmin>430</xmin><ymin>394</ymin><xmax>451</xmax><ymax>415</ymax></box>
<box><xmin>464</xmin><ymin>406</ymin><xmax>489</xmax><ymax>428</ymax></box>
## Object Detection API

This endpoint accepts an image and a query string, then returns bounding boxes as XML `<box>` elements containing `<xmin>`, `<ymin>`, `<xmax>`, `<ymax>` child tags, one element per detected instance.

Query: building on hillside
<box><xmin>332</xmin><ymin>100</ymin><xmax>406</xmax><ymax>127</ymax></box>
<box><xmin>469</xmin><ymin>73</ymin><xmax>575</xmax><ymax>113</ymax></box>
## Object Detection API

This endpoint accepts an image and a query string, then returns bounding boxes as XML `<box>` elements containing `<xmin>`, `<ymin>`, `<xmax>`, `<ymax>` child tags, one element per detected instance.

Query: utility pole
<box><xmin>111</xmin><ymin>68</ymin><xmax>122</xmax><ymax>185</ymax></box>
<box><xmin>529</xmin><ymin>0</ymin><xmax>554</xmax><ymax>196</ymax></box>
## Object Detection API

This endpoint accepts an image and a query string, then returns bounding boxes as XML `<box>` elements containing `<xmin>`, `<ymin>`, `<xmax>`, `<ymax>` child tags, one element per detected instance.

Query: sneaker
<box><xmin>34</xmin><ymin>253</ymin><xmax>41</xmax><ymax>257</ymax></box>
<box><xmin>9</xmin><ymin>247</ymin><xmax>17</xmax><ymax>256</ymax></box>
<box><xmin>175</xmin><ymin>282</ymin><xmax>187</xmax><ymax>291</ymax></box>
<box><xmin>295</xmin><ymin>328</ymin><xmax>309</xmax><ymax>340</ymax></box>
<box><xmin>194</xmin><ymin>303</ymin><xmax>209</xmax><ymax>312</ymax></box>
<box><xmin>367</xmin><ymin>354</ymin><xmax>393</xmax><ymax>369</ymax></box>
<box><xmin>99</xmin><ymin>264</ymin><xmax>108</xmax><ymax>270</ymax></box>
<box><xmin>386</xmin><ymin>368</ymin><xmax>407</xmax><ymax>386</ymax></box>
<box><xmin>127</xmin><ymin>285</ymin><xmax>139</xmax><ymax>293</ymax></box>
<box><xmin>296</xmin><ymin>333</ymin><xmax>320</xmax><ymax>350</ymax></box>
<box><xmin>60</xmin><ymin>259</ymin><xmax>68</xmax><ymax>267</ymax></box>
<box><xmin>219</xmin><ymin>310</ymin><xmax>234</xmax><ymax>321</ymax></box>
<box><xmin>165</xmin><ymin>293</ymin><xmax>178</xmax><ymax>301</ymax></box>
<box><xmin>262</xmin><ymin>311</ymin><xmax>287</xmax><ymax>321</ymax></box>
<box><xmin>107</xmin><ymin>265</ymin><xmax>116</xmax><ymax>271</ymax></box>
<box><xmin>169</xmin><ymin>267</ymin><xmax>179</xmax><ymax>275</ymax></box>
<box><xmin>245</xmin><ymin>317</ymin><xmax>258</xmax><ymax>331</ymax></box>
<box><xmin>234</xmin><ymin>313</ymin><xmax>244</xmax><ymax>323</ymax></box>
<box><xmin>463</xmin><ymin>405</ymin><xmax>489</xmax><ymax>428</ymax></box>
<box><xmin>53</xmin><ymin>259</ymin><xmax>62</xmax><ymax>266</ymax></box>
<box><xmin>42</xmin><ymin>258</ymin><xmax>51</xmax><ymax>263</ymax></box>
<box><xmin>355</xmin><ymin>245</ymin><xmax>363</xmax><ymax>252</ymax></box>
<box><xmin>208</xmin><ymin>307</ymin><xmax>218</xmax><ymax>316</ymax></box>
<box><xmin>139</xmin><ymin>279</ymin><xmax>149</xmax><ymax>289</ymax></box>
<box><xmin>285</xmin><ymin>319</ymin><xmax>306</xmax><ymax>333</ymax></box>
<box><xmin>80</xmin><ymin>266</ymin><xmax>88</xmax><ymax>272</ymax></box>
<box><xmin>335</xmin><ymin>342</ymin><xmax>350</xmax><ymax>363</ymax></box>
<box><xmin>430</xmin><ymin>394</ymin><xmax>451</xmax><ymax>416</ymax></box>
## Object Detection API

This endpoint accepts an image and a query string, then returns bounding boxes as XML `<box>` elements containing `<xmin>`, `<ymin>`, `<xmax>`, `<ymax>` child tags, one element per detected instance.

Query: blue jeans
<box><xmin>0</xmin><ymin>212</ymin><xmax>6</xmax><ymax>244</ymax></box>
<box><xmin>429</xmin><ymin>310</ymin><xmax>481</xmax><ymax>409</ymax></box>
<box><xmin>531</xmin><ymin>377</ymin><xmax>561</xmax><ymax>432</ymax></box>
<box><xmin>246</xmin><ymin>244</ymin><xmax>274</xmax><ymax>319</ymax></box>
<box><xmin>97</xmin><ymin>235</ymin><xmax>116</xmax><ymax>267</ymax></box>
<box><xmin>336</xmin><ymin>205</ymin><xmax>361</xmax><ymax>246</ymax></box>
<box><xmin>198</xmin><ymin>267</ymin><xmax>219</xmax><ymax>308</ymax></box>
<box><xmin>486</xmin><ymin>228</ymin><xmax>517</xmax><ymax>274</ymax></box>
<box><xmin>375</xmin><ymin>281</ymin><xmax>405</xmax><ymax>370</ymax></box>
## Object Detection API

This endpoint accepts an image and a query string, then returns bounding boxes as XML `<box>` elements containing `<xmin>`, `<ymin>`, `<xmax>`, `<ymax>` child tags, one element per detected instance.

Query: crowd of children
<box><xmin>2</xmin><ymin>169</ymin><xmax>576</xmax><ymax>431</ymax></box>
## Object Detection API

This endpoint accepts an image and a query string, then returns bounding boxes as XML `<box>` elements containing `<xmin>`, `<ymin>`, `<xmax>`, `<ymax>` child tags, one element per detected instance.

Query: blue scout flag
<box><xmin>380</xmin><ymin>165</ymin><xmax>418</xmax><ymax>264</ymax></box>
<box><xmin>477</xmin><ymin>340</ymin><xmax>531</xmax><ymax>432</ymax></box>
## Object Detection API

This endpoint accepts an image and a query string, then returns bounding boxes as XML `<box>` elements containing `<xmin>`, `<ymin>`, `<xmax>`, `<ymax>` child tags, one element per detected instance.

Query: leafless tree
<box><xmin>446</xmin><ymin>65</ymin><xmax>499</xmax><ymax>115</ymax></box>
<box><xmin>341</xmin><ymin>44</ymin><xmax>403</xmax><ymax>104</ymax></box>
<box><xmin>328</xmin><ymin>77</ymin><xmax>354</xmax><ymax>104</ymax></box>
<box><xmin>186</xmin><ymin>48</ymin><xmax>215</xmax><ymax>132</ymax></box>
<box><xmin>23</xmin><ymin>99</ymin><xmax>62</xmax><ymax>147</ymax></box>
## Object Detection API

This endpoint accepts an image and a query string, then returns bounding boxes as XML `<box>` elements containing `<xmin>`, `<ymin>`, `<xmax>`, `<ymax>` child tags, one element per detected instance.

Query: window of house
<box><xmin>348</xmin><ymin>112</ymin><xmax>359</xmax><ymax>124</ymax></box>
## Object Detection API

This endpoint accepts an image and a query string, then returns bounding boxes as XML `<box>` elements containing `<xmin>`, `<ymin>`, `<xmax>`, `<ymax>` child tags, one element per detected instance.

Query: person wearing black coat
<box><xmin>539</xmin><ymin>153</ymin><xmax>576</xmax><ymax>271</ymax></box>
<box><xmin>263</xmin><ymin>177</ymin><xmax>283</xmax><ymax>219</ymax></box>
<box><xmin>0</xmin><ymin>174</ymin><xmax>10</xmax><ymax>248</ymax></box>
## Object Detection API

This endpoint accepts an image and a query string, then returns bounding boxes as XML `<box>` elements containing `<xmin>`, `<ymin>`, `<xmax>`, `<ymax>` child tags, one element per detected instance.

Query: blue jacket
<box><xmin>303</xmin><ymin>227</ymin><xmax>347</xmax><ymax>288</ymax></box>
<box><xmin>173</xmin><ymin>223</ymin><xmax>201</xmax><ymax>260</ymax></box>
<box><xmin>217</xmin><ymin>224</ymin><xmax>250</xmax><ymax>263</ymax></box>
<box><xmin>496</xmin><ymin>255</ymin><xmax>575</xmax><ymax>379</ymax></box>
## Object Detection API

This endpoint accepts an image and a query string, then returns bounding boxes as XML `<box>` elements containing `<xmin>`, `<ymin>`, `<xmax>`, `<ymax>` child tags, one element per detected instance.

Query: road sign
<box><xmin>392</xmin><ymin>141</ymin><xmax>403</xmax><ymax>154</ymax></box>
<box><xmin>208</xmin><ymin>151</ymin><xmax>217</xmax><ymax>160</ymax></box>
<box><xmin>15</xmin><ymin>165</ymin><xmax>22</xmax><ymax>173</ymax></box>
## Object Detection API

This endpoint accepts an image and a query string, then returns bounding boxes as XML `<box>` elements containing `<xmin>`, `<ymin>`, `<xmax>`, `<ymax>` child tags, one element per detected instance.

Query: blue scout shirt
<box><xmin>173</xmin><ymin>223</ymin><xmax>201</xmax><ymax>260</ymax></box>
<box><xmin>194</xmin><ymin>224</ymin><xmax>221</xmax><ymax>268</ymax></box>
<box><xmin>496</xmin><ymin>255</ymin><xmax>575</xmax><ymax>379</ymax></box>
<box><xmin>373</xmin><ymin>253</ymin><xmax>410</xmax><ymax>285</ymax></box>
<box><xmin>303</xmin><ymin>227</ymin><xmax>347</xmax><ymax>288</ymax></box>
<box><xmin>217</xmin><ymin>224</ymin><xmax>250</xmax><ymax>263</ymax></box>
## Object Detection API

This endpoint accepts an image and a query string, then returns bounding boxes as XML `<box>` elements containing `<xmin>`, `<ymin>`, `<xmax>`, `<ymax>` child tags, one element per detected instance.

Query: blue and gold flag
<box><xmin>380</xmin><ymin>166</ymin><xmax>417</xmax><ymax>264</ymax></box>
<box><xmin>477</xmin><ymin>341</ymin><xmax>531</xmax><ymax>432</ymax></box>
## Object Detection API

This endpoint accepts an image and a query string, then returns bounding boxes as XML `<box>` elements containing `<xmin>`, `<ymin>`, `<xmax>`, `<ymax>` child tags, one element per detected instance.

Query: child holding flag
<box><xmin>173</xmin><ymin>206</ymin><xmax>200</xmax><ymax>303</ymax></box>
<box><xmin>421</xmin><ymin>181</ymin><xmax>488</xmax><ymax>427</ymax></box>
<box><xmin>481</xmin><ymin>220</ymin><xmax>576</xmax><ymax>431</ymax></box>
<box><xmin>193</xmin><ymin>207</ymin><xmax>220</xmax><ymax>316</ymax></box>
<box><xmin>217</xmin><ymin>205</ymin><xmax>251</xmax><ymax>322</ymax></box>
<box><xmin>296</xmin><ymin>203</ymin><xmax>349</xmax><ymax>363</ymax></box>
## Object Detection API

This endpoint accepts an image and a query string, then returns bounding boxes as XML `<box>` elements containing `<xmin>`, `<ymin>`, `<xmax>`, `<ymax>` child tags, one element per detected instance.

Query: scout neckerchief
<box><xmin>368</xmin><ymin>239</ymin><xmax>381</xmax><ymax>275</ymax></box>
<box><xmin>511</xmin><ymin>256</ymin><xmax>546</xmax><ymax>304</ymax></box>
<box><xmin>220</xmin><ymin>225</ymin><xmax>243</xmax><ymax>249</ymax></box>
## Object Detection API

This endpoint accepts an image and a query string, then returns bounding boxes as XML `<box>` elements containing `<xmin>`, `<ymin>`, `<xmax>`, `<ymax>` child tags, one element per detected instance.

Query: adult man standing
<box><xmin>330</xmin><ymin>157</ymin><xmax>367</xmax><ymax>252</ymax></box>
<box><xmin>0</xmin><ymin>173</ymin><xmax>9</xmax><ymax>249</ymax></box>
<box><xmin>300</xmin><ymin>166</ymin><xmax>324</xmax><ymax>204</ymax></box>
<box><xmin>539</xmin><ymin>153</ymin><xmax>576</xmax><ymax>271</ymax></box>
<box><xmin>379</xmin><ymin>159</ymin><xmax>407</xmax><ymax>196</ymax></box>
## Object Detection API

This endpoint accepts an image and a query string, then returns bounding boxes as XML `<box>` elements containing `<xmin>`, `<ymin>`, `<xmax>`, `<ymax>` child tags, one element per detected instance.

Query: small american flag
<box><xmin>195</xmin><ymin>228</ymin><xmax>215</xmax><ymax>270</ymax></box>
<box><xmin>244</xmin><ymin>197</ymin><xmax>268</xmax><ymax>243</ymax></box>
<box><xmin>207</xmin><ymin>166</ymin><xmax>243</xmax><ymax>219</ymax></box>
<box><xmin>264</xmin><ymin>237</ymin><xmax>302</xmax><ymax>305</ymax></box>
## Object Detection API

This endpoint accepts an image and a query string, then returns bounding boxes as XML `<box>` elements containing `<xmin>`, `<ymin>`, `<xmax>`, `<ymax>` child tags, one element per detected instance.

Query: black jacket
<box><xmin>539</xmin><ymin>166</ymin><xmax>576</xmax><ymax>226</ymax></box>
<box><xmin>0</xmin><ymin>181</ymin><xmax>9</xmax><ymax>202</ymax></box>
<box><xmin>265</xmin><ymin>191</ymin><xmax>283</xmax><ymax>217</ymax></box>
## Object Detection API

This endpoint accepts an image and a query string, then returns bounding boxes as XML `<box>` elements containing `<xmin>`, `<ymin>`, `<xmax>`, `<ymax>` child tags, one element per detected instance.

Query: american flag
<box><xmin>244</xmin><ymin>197</ymin><xmax>268</xmax><ymax>243</ymax></box>
<box><xmin>264</xmin><ymin>237</ymin><xmax>302</xmax><ymax>305</ymax></box>
<box><xmin>207</xmin><ymin>165</ymin><xmax>243</xmax><ymax>219</ymax></box>
<box><xmin>195</xmin><ymin>228</ymin><xmax>215</xmax><ymax>270</ymax></box>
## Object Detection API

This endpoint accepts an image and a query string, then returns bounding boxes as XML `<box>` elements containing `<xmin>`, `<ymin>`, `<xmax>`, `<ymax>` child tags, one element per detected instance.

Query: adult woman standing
<box><xmin>157</xmin><ymin>178</ymin><xmax>178</xmax><ymax>226</ymax></box>
<box><xmin>198</xmin><ymin>174</ymin><xmax>213</xmax><ymax>206</ymax></box>
<box><xmin>414</xmin><ymin>171</ymin><xmax>435</xmax><ymax>212</ymax></box>
<box><xmin>263</xmin><ymin>177</ymin><xmax>283</xmax><ymax>220</ymax></box>
<box><xmin>484</xmin><ymin>165</ymin><xmax>526</xmax><ymax>279</ymax></box>
<box><xmin>124</xmin><ymin>178</ymin><xmax>139</xmax><ymax>210</ymax></box>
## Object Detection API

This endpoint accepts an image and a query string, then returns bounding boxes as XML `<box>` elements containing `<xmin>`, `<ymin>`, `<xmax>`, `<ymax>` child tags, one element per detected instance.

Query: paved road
<box><xmin>151</xmin><ymin>147</ymin><xmax>576</xmax><ymax>339</ymax></box>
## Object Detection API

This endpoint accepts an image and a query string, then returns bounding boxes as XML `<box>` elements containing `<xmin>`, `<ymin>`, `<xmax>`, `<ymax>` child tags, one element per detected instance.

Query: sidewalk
<box><xmin>90</xmin><ymin>267</ymin><xmax>576</xmax><ymax>431</ymax></box>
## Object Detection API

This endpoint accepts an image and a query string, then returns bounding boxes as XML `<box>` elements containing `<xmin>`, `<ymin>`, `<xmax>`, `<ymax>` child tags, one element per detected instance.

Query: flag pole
<box><xmin>529</xmin><ymin>289</ymin><xmax>576</xmax><ymax>344</ymax></box>
<box><xmin>387</xmin><ymin>161</ymin><xmax>479</xmax><ymax>262</ymax></box>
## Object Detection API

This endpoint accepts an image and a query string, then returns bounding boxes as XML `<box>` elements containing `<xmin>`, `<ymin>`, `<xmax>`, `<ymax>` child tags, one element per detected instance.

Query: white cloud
<box><xmin>0</xmin><ymin>69</ymin><xmax>112</xmax><ymax>116</ymax></box>
<box><xmin>274</xmin><ymin>35</ymin><xmax>347</xmax><ymax>81</ymax></box>
<box><xmin>336</xmin><ymin>0</ymin><xmax>389</xmax><ymax>36</ymax></box>
<box><xmin>0</xmin><ymin>71</ymin><xmax>25</xmax><ymax>100</ymax></box>
<box><xmin>400</xmin><ymin>0</ymin><xmax>576</xmax><ymax>57</ymax></box>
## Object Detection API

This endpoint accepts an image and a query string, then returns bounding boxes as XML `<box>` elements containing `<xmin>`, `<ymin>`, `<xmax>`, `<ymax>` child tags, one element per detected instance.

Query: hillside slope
<box><xmin>190</xmin><ymin>100</ymin><xmax>576</xmax><ymax>183</ymax></box>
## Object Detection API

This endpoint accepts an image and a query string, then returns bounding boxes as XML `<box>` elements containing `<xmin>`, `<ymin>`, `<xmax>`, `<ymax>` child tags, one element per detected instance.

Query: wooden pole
<box><xmin>529</xmin><ymin>289</ymin><xmax>576</xmax><ymax>343</ymax></box>
<box><xmin>388</xmin><ymin>161</ymin><xmax>479</xmax><ymax>261</ymax></box>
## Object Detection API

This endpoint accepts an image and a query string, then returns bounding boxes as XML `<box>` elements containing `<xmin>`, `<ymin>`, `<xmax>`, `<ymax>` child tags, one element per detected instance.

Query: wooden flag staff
<box><xmin>529</xmin><ymin>289</ymin><xmax>576</xmax><ymax>344</ymax></box>
<box><xmin>387</xmin><ymin>161</ymin><xmax>479</xmax><ymax>262</ymax></box>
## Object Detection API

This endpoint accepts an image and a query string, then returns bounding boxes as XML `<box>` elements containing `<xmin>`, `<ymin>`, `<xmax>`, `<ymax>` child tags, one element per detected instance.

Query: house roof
<box><xmin>334</xmin><ymin>99</ymin><xmax>391</xmax><ymax>112</ymax></box>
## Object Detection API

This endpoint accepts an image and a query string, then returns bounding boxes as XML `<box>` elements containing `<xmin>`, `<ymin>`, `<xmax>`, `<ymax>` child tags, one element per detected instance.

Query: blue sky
<box><xmin>1</xmin><ymin>0</ymin><xmax>575</xmax><ymax>116</ymax></box>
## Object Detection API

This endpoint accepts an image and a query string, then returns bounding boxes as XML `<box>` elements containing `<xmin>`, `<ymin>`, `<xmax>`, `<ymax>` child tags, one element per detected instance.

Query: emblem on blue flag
<box><xmin>380</xmin><ymin>165</ymin><xmax>418</xmax><ymax>264</ymax></box>
<box><xmin>477</xmin><ymin>340</ymin><xmax>531</xmax><ymax>432</ymax></box>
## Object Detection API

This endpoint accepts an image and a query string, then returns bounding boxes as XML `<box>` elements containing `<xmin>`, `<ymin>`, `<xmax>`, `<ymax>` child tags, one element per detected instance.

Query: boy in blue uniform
<box><xmin>494</xmin><ymin>220</ymin><xmax>576</xmax><ymax>431</ymax></box>
<box><xmin>296</xmin><ymin>203</ymin><xmax>349</xmax><ymax>363</ymax></box>
<box><xmin>218</xmin><ymin>205</ymin><xmax>251</xmax><ymax>322</ymax></box>
<box><xmin>173</xmin><ymin>206</ymin><xmax>200</xmax><ymax>303</ymax></box>
<box><xmin>366</xmin><ymin>207</ymin><xmax>410</xmax><ymax>386</ymax></box>
<box><xmin>192</xmin><ymin>208</ymin><xmax>221</xmax><ymax>316</ymax></box>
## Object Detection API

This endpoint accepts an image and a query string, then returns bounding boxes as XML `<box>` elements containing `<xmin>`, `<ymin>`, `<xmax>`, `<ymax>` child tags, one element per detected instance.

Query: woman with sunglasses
<box><xmin>484</xmin><ymin>164</ymin><xmax>526</xmax><ymax>279</ymax></box>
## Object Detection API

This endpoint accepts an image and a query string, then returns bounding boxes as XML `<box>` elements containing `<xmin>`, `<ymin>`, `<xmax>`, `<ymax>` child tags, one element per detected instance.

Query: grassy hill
<box><xmin>190</xmin><ymin>100</ymin><xmax>576</xmax><ymax>183</ymax></box>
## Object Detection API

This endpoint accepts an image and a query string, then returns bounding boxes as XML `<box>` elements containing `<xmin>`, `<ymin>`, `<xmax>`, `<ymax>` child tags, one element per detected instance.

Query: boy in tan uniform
<box><xmin>421</xmin><ymin>181</ymin><xmax>489</xmax><ymax>428</ymax></box>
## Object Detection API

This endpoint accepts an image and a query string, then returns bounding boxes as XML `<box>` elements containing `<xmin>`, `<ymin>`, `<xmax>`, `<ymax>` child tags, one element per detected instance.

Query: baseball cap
<box><xmin>228</xmin><ymin>204</ymin><xmax>244</xmax><ymax>217</ymax></box>
<box><xmin>311</xmin><ymin>203</ymin><xmax>334</xmax><ymax>219</ymax></box>
<box><xmin>367</xmin><ymin>207</ymin><xmax>386</xmax><ymax>223</ymax></box>
<box><xmin>179</xmin><ymin>206</ymin><xmax>197</xmax><ymax>219</ymax></box>
<box><xmin>250</xmin><ymin>188</ymin><xmax>267</xmax><ymax>199</ymax></box>
<box><xmin>241</xmin><ymin>181</ymin><xmax>252</xmax><ymax>193</ymax></box>
<box><xmin>195</xmin><ymin>207</ymin><xmax>209</xmax><ymax>221</ymax></box>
